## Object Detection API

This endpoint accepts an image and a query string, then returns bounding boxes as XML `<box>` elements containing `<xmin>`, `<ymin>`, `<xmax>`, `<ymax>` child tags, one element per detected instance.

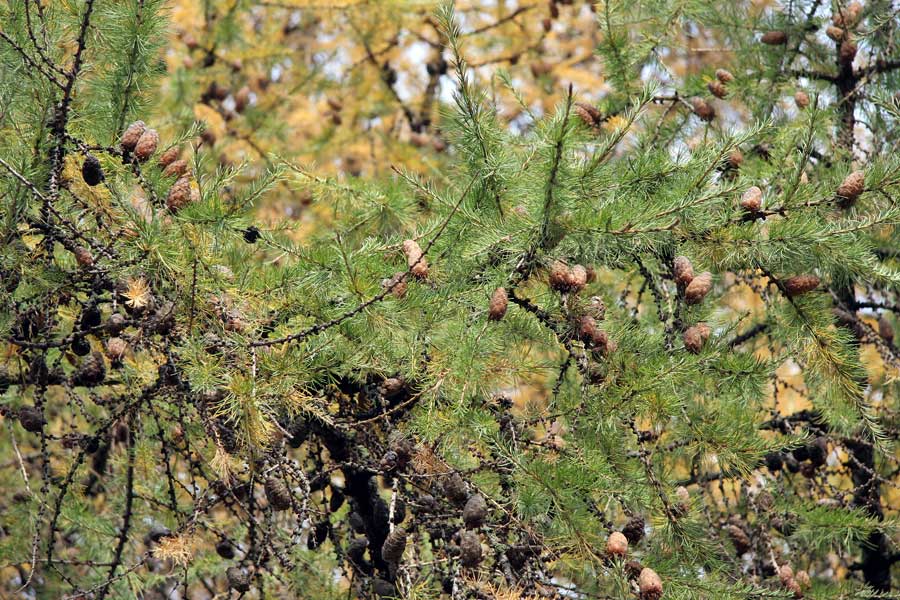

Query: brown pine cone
<box><xmin>166</xmin><ymin>176</ymin><xmax>193</xmax><ymax>213</ymax></box>
<box><xmin>684</xmin><ymin>272</ymin><xmax>712</xmax><ymax>305</ymax></box>
<box><xmin>382</xmin><ymin>272</ymin><xmax>408</xmax><ymax>299</ymax></box>
<box><xmin>549</xmin><ymin>261</ymin><xmax>571</xmax><ymax>292</ymax></box>
<box><xmin>715</xmin><ymin>69</ymin><xmax>734</xmax><ymax>83</ymax></box>
<box><xmin>833</xmin><ymin>1</ymin><xmax>862</xmax><ymax>28</ymax></box>
<box><xmin>621</xmin><ymin>516</ymin><xmax>645</xmax><ymax>544</ymax></box>
<box><xmin>783</xmin><ymin>275</ymin><xmax>820</xmax><ymax>297</ymax></box>
<box><xmin>690</xmin><ymin>97</ymin><xmax>715</xmax><ymax>122</ymax></box>
<box><xmin>683</xmin><ymin>323</ymin><xmax>711</xmax><ymax>354</ymax></box>
<box><xmin>18</xmin><ymin>406</ymin><xmax>45</xmax><ymax>433</ymax></box>
<box><xmin>794</xmin><ymin>91</ymin><xmax>810</xmax><ymax>109</ymax></box>
<box><xmin>741</xmin><ymin>186</ymin><xmax>763</xmax><ymax>212</ymax></box>
<box><xmin>226</xmin><ymin>566</ymin><xmax>250</xmax><ymax>592</ymax></box>
<box><xmin>638</xmin><ymin>567</ymin><xmax>663</xmax><ymax>600</ymax></box>
<box><xmin>826</xmin><ymin>25</ymin><xmax>846</xmax><ymax>41</ymax></box>
<box><xmin>836</xmin><ymin>170</ymin><xmax>864</xmax><ymax>204</ymax></box>
<box><xmin>462</xmin><ymin>493</ymin><xmax>487</xmax><ymax>529</ymax></box>
<box><xmin>708</xmin><ymin>80</ymin><xmax>727</xmax><ymax>99</ymax></box>
<box><xmin>442</xmin><ymin>472</ymin><xmax>468</xmax><ymax>506</ymax></box>
<box><xmin>567</xmin><ymin>264</ymin><xmax>588</xmax><ymax>291</ymax></box>
<box><xmin>402</xmin><ymin>239</ymin><xmax>429</xmax><ymax>279</ymax></box>
<box><xmin>488</xmin><ymin>287</ymin><xmax>508</xmax><ymax>321</ymax></box>
<box><xmin>840</xmin><ymin>40</ymin><xmax>857</xmax><ymax>65</ymax></box>
<box><xmin>459</xmin><ymin>530</ymin><xmax>482</xmax><ymax>567</ymax></box>
<box><xmin>761</xmin><ymin>31</ymin><xmax>788</xmax><ymax>45</ymax></box>
<box><xmin>215</xmin><ymin>540</ymin><xmax>235</xmax><ymax>559</ymax></box>
<box><xmin>727</xmin><ymin>149</ymin><xmax>744</xmax><ymax>170</ymax></box>
<box><xmin>158</xmin><ymin>146</ymin><xmax>180</xmax><ymax>168</ymax></box>
<box><xmin>574</xmin><ymin>102</ymin><xmax>602</xmax><ymax>128</ymax></box>
<box><xmin>73</xmin><ymin>246</ymin><xmax>94</xmax><ymax>268</ymax></box>
<box><xmin>81</xmin><ymin>155</ymin><xmax>104</xmax><ymax>186</ymax></box>
<box><xmin>605</xmin><ymin>531</ymin><xmax>628</xmax><ymax>557</ymax></box>
<box><xmin>673</xmin><ymin>256</ymin><xmax>694</xmax><ymax>286</ymax></box>
<box><xmin>381</xmin><ymin>526</ymin><xmax>407</xmax><ymax>563</ymax></box>
<box><xmin>105</xmin><ymin>337</ymin><xmax>127</xmax><ymax>361</ymax></box>
<box><xmin>133</xmin><ymin>128</ymin><xmax>159</xmax><ymax>162</ymax></box>
<box><xmin>162</xmin><ymin>159</ymin><xmax>189</xmax><ymax>178</ymax></box>
<box><xmin>73</xmin><ymin>351</ymin><xmax>106</xmax><ymax>386</ymax></box>
<box><xmin>726</xmin><ymin>524</ymin><xmax>751</xmax><ymax>554</ymax></box>
<box><xmin>264</xmin><ymin>477</ymin><xmax>292</xmax><ymax>511</ymax></box>
<box><xmin>120</xmin><ymin>120</ymin><xmax>146</xmax><ymax>151</ymax></box>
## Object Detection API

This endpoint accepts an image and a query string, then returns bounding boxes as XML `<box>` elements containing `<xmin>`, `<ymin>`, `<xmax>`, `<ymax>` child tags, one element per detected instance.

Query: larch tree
<box><xmin>2</xmin><ymin>1</ymin><xmax>900</xmax><ymax>599</ymax></box>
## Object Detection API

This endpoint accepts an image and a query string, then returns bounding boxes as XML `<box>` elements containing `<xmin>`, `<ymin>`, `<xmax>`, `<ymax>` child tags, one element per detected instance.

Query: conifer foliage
<box><xmin>2</xmin><ymin>1</ymin><xmax>900</xmax><ymax>598</ymax></box>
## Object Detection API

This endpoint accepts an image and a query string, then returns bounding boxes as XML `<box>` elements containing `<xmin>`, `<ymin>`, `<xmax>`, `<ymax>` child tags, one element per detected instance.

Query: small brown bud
<box><xmin>836</xmin><ymin>170</ymin><xmax>864</xmax><ymax>203</ymax></box>
<box><xmin>794</xmin><ymin>91</ymin><xmax>810</xmax><ymax>109</ymax></box>
<box><xmin>707</xmin><ymin>80</ymin><xmax>727</xmax><ymax>99</ymax></box>
<box><xmin>158</xmin><ymin>146</ymin><xmax>180</xmax><ymax>168</ymax></box>
<box><xmin>826</xmin><ymin>25</ymin><xmax>846</xmax><ymax>41</ymax></box>
<box><xmin>120</xmin><ymin>120</ymin><xmax>146</xmax><ymax>151</ymax></box>
<box><xmin>605</xmin><ymin>531</ymin><xmax>628</xmax><ymax>557</ymax></box>
<box><xmin>684</xmin><ymin>272</ymin><xmax>712</xmax><ymax>305</ymax></box>
<box><xmin>402</xmin><ymin>239</ymin><xmax>429</xmax><ymax>279</ymax></box>
<box><xmin>162</xmin><ymin>159</ymin><xmax>189</xmax><ymax>178</ymax></box>
<box><xmin>675</xmin><ymin>485</ymin><xmax>690</xmax><ymax>505</ymax></box>
<box><xmin>783</xmin><ymin>275</ymin><xmax>820</xmax><ymax>297</ymax></box>
<box><xmin>761</xmin><ymin>31</ymin><xmax>788</xmax><ymax>45</ymax></box>
<box><xmin>488</xmin><ymin>287</ymin><xmax>508</xmax><ymax>321</ymax></box>
<box><xmin>741</xmin><ymin>186</ymin><xmax>763</xmax><ymax>212</ymax></box>
<box><xmin>166</xmin><ymin>177</ymin><xmax>193</xmax><ymax>213</ymax></box>
<box><xmin>133</xmin><ymin>128</ymin><xmax>159</xmax><ymax>162</ymax></box>
<box><xmin>462</xmin><ymin>493</ymin><xmax>487</xmax><ymax>528</ymax></box>
<box><xmin>621</xmin><ymin>516</ymin><xmax>645</xmax><ymax>544</ymax></box>
<box><xmin>726</xmin><ymin>524</ymin><xmax>751</xmax><ymax>554</ymax></box>
<box><xmin>638</xmin><ymin>567</ymin><xmax>663</xmax><ymax>600</ymax></box>
<box><xmin>715</xmin><ymin>68</ymin><xmax>734</xmax><ymax>83</ymax></box>
<box><xmin>690</xmin><ymin>96</ymin><xmax>715</xmax><ymax>122</ymax></box>
<box><xmin>673</xmin><ymin>256</ymin><xmax>694</xmax><ymax>286</ymax></box>
<box><xmin>73</xmin><ymin>246</ymin><xmax>94</xmax><ymax>268</ymax></box>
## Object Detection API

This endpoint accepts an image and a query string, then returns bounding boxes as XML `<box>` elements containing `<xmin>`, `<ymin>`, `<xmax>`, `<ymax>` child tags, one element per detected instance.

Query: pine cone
<box><xmin>462</xmin><ymin>493</ymin><xmax>487</xmax><ymax>529</ymax></box>
<box><xmin>726</xmin><ymin>524</ymin><xmax>751</xmax><ymax>554</ymax></box>
<box><xmin>836</xmin><ymin>170</ymin><xmax>864</xmax><ymax>204</ymax></box>
<box><xmin>166</xmin><ymin>176</ymin><xmax>193</xmax><ymax>213</ymax></box>
<box><xmin>264</xmin><ymin>477</ymin><xmax>292</xmax><ymax>511</ymax></box>
<box><xmin>442</xmin><ymin>472</ymin><xmax>468</xmax><ymax>506</ymax></box>
<box><xmin>73</xmin><ymin>246</ymin><xmax>94</xmax><ymax>268</ymax></box>
<box><xmin>727</xmin><ymin>149</ymin><xmax>744</xmax><ymax>170</ymax></box>
<box><xmin>826</xmin><ymin>25</ymin><xmax>846</xmax><ymax>41</ymax></box>
<box><xmin>133</xmin><ymin>128</ymin><xmax>159</xmax><ymax>162</ymax></box>
<box><xmin>549</xmin><ymin>261</ymin><xmax>570</xmax><ymax>291</ymax></box>
<box><xmin>765</xmin><ymin>452</ymin><xmax>784</xmax><ymax>472</ymax></box>
<box><xmin>683</xmin><ymin>323</ymin><xmax>711</xmax><ymax>354</ymax></box>
<box><xmin>760</xmin><ymin>31</ymin><xmax>788</xmax><ymax>45</ymax></box>
<box><xmin>120</xmin><ymin>120</ymin><xmax>146</xmax><ymax>151</ymax></box>
<box><xmin>879</xmin><ymin>315</ymin><xmax>894</xmax><ymax>344</ymax></box>
<box><xmin>372</xmin><ymin>578</ymin><xmax>397</xmax><ymax>598</ymax></box>
<box><xmin>158</xmin><ymin>146</ymin><xmax>180</xmax><ymax>168</ymax></box>
<box><xmin>741</xmin><ymin>186</ymin><xmax>763</xmax><ymax>212</ymax></box>
<box><xmin>106</xmin><ymin>313</ymin><xmax>127</xmax><ymax>334</ymax></box>
<box><xmin>690</xmin><ymin>97</ymin><xmax>715</xmax><ymax>122</ymax></box>
<box><xmin>606</xmin><ymin>531</ymin><xmax>628</xmax><ymax>557</ymax></box>
<box><xmin>638</xmin><ymin>567</ymin><xmax>663</xmax><ymax>600</ymax></box>
<box><xmin>839</xmin><ymin>40</ymin><xmax>857</xmax><ymax>65</ymax></box>
<box><xmin>673</xmin><ymin>256</ymin><xmax>694</xmax><ymax>286</ymax></box>
<box><xmin>568</xmin><ymin>264</ymin><xmax>588</xmax><ymax>291</ymax></box>
<box><xmin>779</xmin><ymin>564</ymin><xmax>794</xmax><ymax>585</ymax></box>
<box><xmin>622</xmin><ymin>516</ymin><xmax>645</xmax><ymax>544</ymax></box>
<box><xmin>226</xmin><ymin>566</ymin><xmax>250</xmax><ymax>592</ymax></box>
<box><xmin>459</xmin><ymin>530</ymin><xmax>482</xmax><ymax>567</ymax></box>
<box><xmin>684</xmin><ymin>272</ymin><xmax>712</xmax><ymax>304</ymax></box>
<box><xmin>382</xmin><ymin>272</ymin><xmax>408</xmax><ymax>299</ymax></box>
<box><xmin>707</xmin><ymin>80</ymin><xmax>727</xmax><ymax>99</ymax></box>
<box><xmin>795</xmin><ymin>570</ymin><xmax>811</xmax><ymax>590</ymax></box>
<box><xmin>833</xmin><ymin>1</ymin><xmax>862</xmax><ymax>28</ymax></box>
<box><xmin>81</xmin><ymin>154</ymin><xmax>104</xmax><ymax>186</ymax></box>
<box><xmin>18</xmin><ymin>406</ymin><xmax>45</xmax><ymax>433</ymax></box>
<box><xmin>216</xmin><ymin>540</ymin><xmax>235</xmax><ymax>559</ymax></box>
<box><xmin>794</xmin><ymin>91</ymin><xmax>810</xmax><ymax>109</ymax></box>
<box><xmin>381</xmin><ymin>526</ymin><xmax>407</xmax><ymax>563</ymax></box>
<box><xmin>73</xmin><ymin>351</ymin><xmax>106</xmax><ymax>386</ymax></box>
<box><xmin>488</xmin><ymin>287</ymin><xmax>508</xmax><ymax>321</ymax></box>
<box><xmin>574</xmin><ymin>102</ymin><xmax>603</xmax><ymax>128</ymax></box>
<box><xmin>783</xmin><ymin>275</ymin><xmax>820</xmax><ymax>297</ymax></box>
<box><xmin>162</xmin><ymin>158</ymin><xmax>189</xmax><ymax>178</ymax></box>
<box><xmin>402</xmin><ymin>239</ymin><xmax>429</xmax><ymax>279</ymax></box>
<box><xmin>105</xmin><ymin>337</ymin><xmax>127</xmax><ymax>361</ymax></box>
<box><xmin>715</xmin><ymin>69</ymin><xmax>734</xmax><ymax>83</ymax></box>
